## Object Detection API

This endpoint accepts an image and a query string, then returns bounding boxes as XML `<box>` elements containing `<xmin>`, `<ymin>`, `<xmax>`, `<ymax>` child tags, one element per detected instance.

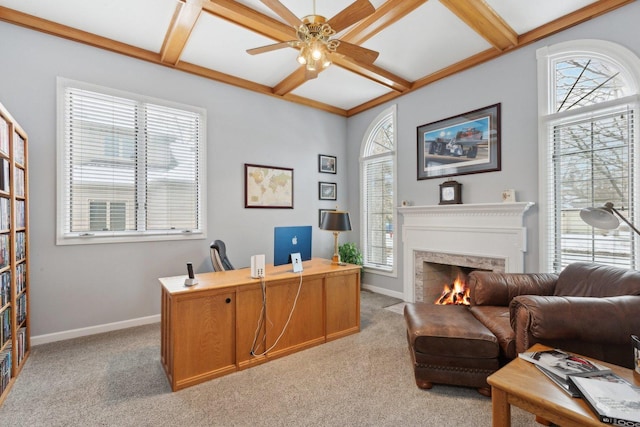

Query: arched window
<box><xmin>360</xmin><ymin>106</ymin><xmax>396</xmax><ymax>273</ymax></box>
<box><xmin>538</xmin><ymin>40</ymin><xmax>640</xmax><ymax>271</ymax></box>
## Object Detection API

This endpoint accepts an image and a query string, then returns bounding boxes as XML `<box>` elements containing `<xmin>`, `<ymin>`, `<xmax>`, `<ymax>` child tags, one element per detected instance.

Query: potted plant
<box><xmin>339</xmin><ymin>242</ymin><xmax>363</xmax><ymax>273</ymax></box>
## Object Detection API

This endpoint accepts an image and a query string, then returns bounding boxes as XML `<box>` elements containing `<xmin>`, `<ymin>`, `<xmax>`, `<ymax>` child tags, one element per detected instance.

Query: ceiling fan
<box><xmin>247</xmin><ymin>0</ymin><xmax>379</xmax><ymax>79</ymax></box>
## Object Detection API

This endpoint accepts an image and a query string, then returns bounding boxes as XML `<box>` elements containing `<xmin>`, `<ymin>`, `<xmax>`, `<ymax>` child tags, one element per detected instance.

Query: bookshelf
<box><xmin>0</xmin><ymin>100</ymin><xmax>29</xmax><ymax>405</ymax></box>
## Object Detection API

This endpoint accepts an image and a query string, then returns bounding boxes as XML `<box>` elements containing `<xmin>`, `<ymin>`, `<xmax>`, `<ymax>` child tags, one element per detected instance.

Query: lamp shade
<box><xmin>580</xmin><ymin>206</ymin><xmax>620</xmax><ymax>230</ymax></box>
<box><xmin>320</xmin><ymin>211</ymin><xmax>352</xmax><ymax>232</ymax></box>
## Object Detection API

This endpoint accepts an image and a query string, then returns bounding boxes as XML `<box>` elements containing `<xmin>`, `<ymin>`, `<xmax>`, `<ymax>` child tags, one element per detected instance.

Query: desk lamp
<box><xmin>320</xmin><ymin>210</ymin><xmax>352</xmax><ymax>264</ymax></box>
<box><xmin>580</xmin><ymin>202</ymin><xmax>640</xmax><ymax>236</ymax></box>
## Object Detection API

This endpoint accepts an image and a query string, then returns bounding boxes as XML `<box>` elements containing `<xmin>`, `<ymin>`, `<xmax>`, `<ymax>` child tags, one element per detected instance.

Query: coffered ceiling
<box><xmin>0</xmin><ymin>0</ymin><xmax>634</xmax><ymax>116</ymax></box>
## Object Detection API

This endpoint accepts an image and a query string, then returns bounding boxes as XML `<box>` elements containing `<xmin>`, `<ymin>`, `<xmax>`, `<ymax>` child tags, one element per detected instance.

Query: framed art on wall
<box><xmin>319</xmin><ymin>182</ymin><xmax>337</xmax><ymax>200</ymax></box>
<box><xmin>417</xmin><ymin>103</ymin><xmax>501</xmax><ymax>180</ymax></box>
<box><xmin>319</xmin><ymin>154</ymin><xmax>336</xmax><ymax>174</ymax></box>
<box><xmin>244</xmin><ymin>163</ymin><xmax>293</xmax><ymax>208</ymax></box>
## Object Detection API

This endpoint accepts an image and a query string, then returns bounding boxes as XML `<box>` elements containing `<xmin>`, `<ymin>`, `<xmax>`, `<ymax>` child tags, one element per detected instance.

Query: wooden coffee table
<box><xmin>487</xmin><ymin>344</ymin><xmax>639</xmax><ymax>427</ymax></box>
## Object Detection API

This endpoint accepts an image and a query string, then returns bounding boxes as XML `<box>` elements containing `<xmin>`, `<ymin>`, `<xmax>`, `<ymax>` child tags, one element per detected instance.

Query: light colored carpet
<box><xmin>0</xmin><ymin>291</ymin><xmax>541</xmax><ymax>426</ymax></box>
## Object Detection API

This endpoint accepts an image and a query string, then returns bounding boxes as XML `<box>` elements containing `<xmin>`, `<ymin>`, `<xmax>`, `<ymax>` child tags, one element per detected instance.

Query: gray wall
<box><xmin>346</xmin><ymin>2</ymin><xmax>640</xmax><ymax>296</ymax></box>
<box><xmin>1</xmin><ymin>1</ymin><xmax>638</xmax><ymax>338</ymax></box>
<box><xmin>0</xmin><ymin>22</ymin><xmax>347</xmax><ymax>338</ymax></box>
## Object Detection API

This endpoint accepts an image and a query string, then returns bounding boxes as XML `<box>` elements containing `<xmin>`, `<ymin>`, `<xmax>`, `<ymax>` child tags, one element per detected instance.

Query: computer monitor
<box><xmin>274</xmin><ymin>225</ymin><xmax>312</xmax><ymax>266</ymax></box>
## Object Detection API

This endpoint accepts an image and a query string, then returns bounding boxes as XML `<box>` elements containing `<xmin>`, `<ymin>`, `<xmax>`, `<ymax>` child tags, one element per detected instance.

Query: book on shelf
<box><xmin>568</xmin><ymin>373</ymin><xmax>640</xmax><ymax>425</ymax></box>
<box><xmin>0</xmin><ymin>118</ymin><xmax>7</xmax><ymax>155</ymax></box>
<box><xmin>0</xmin><ymin>345</ymin><xmax>11</xmax><ymax>396</ymax></box>
<box><xmin>519</xmin><ymin>348</ymin><xmax>610</xmax><ymax>380</ymax></box>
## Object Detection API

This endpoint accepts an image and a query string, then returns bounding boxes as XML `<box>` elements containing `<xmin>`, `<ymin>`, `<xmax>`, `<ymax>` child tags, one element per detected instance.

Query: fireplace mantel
<box><xmin>398</xmin><ymin>202</ymin><xmax>535</xmax><ymax>302</ymax></box>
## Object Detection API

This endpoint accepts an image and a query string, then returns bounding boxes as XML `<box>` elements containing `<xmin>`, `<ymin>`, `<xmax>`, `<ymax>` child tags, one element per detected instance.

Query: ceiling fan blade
<box><xmin>327</xmin><ymin>0</ymin><xmax>375</xmax><ymax>33</ymax></box>
<box><xmin>334</xmin><ymin>41</ymin><xmax>379</xmax><ymax>64</ymax></box>
<box><xmin>247</xmin><ymin>41</ymin><xmax>297</xmax><ymax>55</ymax></box>
<box><xmin>260</xmin><ymin>0</ymin><xmax>303</xmax><ymax>27</ymax></box>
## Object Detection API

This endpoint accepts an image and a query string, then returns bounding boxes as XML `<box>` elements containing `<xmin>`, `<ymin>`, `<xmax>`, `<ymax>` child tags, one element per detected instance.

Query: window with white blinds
<box><xmin>538</xmin><ymin>41</ymin><xmax>640</xmax><ymax>271</ymax></box>
<box><xmin>57</xmin><ymin>78</ymin><xmax>206</xmax><ymax>244</ymax></box>
<box><xmin>360</xmin><ymin>107</ymin><xmax>396</xmax><ymax>273</ymax></box>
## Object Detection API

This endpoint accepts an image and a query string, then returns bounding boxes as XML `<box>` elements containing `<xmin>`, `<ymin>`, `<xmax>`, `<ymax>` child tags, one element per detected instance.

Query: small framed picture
<box><xmin>319</xmin><ymin>208</ymin><xmax>336</xmax><ymax>227</ymax></box>
<box><xmin>502</xmin><ymin>189</ymin><xmax>516</xmax><ymax>203</ymax></box>
<box><xmin>319</xmin><ymin>182</ymin><xmax>337</xmax><ymax>200</ymax></box>
<box><xmin>319</xmin><ymin>154</ymin><xmax>337</xmax><ymax>174</ymax></box>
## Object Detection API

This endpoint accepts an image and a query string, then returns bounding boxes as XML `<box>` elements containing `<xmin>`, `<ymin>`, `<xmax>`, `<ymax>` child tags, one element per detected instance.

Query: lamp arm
<box><xmin>610</xmin><ymin>206</ymin><xmax>640</xmax><ymax>237</ymax></box>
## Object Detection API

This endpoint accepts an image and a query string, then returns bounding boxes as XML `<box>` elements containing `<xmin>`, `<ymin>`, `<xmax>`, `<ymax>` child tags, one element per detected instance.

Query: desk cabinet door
<box><xmin>174</xmin><ymin>292</ymin><xmax>235</xmax><ymax>381</ymax></box>
<box><xmin>326</xmin><ymin>272</ymin><xmax>360</xmax><ymax>340</ymax></box>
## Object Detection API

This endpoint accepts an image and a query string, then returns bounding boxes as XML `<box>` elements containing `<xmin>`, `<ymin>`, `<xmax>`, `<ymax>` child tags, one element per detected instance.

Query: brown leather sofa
<box><xmin>404</xmin><ymin>262</ymin><xmax>640</xmax><ymax>393</ymax></box>
<box><xmin>470</xmin><ymin>262</ymin><xmax>640</xmax><ymax>368</ymax></box>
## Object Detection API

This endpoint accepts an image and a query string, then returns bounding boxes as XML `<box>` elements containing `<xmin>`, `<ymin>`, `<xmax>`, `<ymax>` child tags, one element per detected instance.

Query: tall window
<box><xmin>538</xmin><ymin>40</ymin><xmax>640</xmax><ymax>271</ymax></box>
<box><xmin>360</xmin><ymin>106</ymin><xmax>396</xmax><ymax>273</ymax></box>
<box><xmin>57</xmin><ymin>78</ymin><xmax>206</xmax><ymax>244</ymax></box>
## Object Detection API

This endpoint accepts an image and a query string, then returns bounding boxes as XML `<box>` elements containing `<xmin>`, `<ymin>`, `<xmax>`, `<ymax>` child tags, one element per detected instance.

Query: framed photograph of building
<box><xmin>319</xmin><ymin>182</ymin><xmax>337</xmax><ymax>200</ymax></box>
<box><xmin>417</xmin><ymin>103</ymin><xmax>501</xmax><ymax>180</ymax></box>
<box><xmin>244</xmin><ymin>163</ymin><xmax>293</xmax><ymax>208</ymax></box>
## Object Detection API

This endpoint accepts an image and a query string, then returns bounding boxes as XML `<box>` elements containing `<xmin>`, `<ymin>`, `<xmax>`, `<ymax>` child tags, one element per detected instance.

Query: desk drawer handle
<box><xmin>225</xmin><ymin>298</ymin><xmax>232</xmax><ymax>304</ymax></box>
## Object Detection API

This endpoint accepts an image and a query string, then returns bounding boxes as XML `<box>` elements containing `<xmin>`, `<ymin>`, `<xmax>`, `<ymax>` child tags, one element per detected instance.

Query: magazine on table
<box><xmin>519</xmin><ymin>348</ymin><xmax>610</xmax><ymax>380</ymax></box>
<box><xmin>568</xmin><ymin>374</ymin><xmax>640</xmax><ymax>425</ymax></box>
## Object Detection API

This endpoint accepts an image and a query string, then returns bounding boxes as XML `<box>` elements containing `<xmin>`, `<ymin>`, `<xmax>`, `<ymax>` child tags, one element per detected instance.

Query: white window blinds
<box><xmin>57</xmin><ymin>79</ymin><xmax>205</xmax><ymax>244</ymax></box>
<box><xmin>361</xmin><ymin>108</ymin><xmax>395</xmax><ymax>272</ymax></box>
<box><xmin>362</xmin><ymin>156</ymin><xmax>394</xmax><ymax>270</ymax></box>
<box><xmin>546</xmin><ymin>106</ymin><xmax>635</xmax><ymax>270</ymax></box>
<box><xmin>538</xmin><ymin>42</ymin><xmax>640</xmax><ymax>272</ymax></box>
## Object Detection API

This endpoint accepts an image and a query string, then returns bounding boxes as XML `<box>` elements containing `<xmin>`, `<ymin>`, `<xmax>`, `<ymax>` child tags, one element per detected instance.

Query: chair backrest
<box><xmin>210</xmin><ymin>240</ymin><xmax>235</xmax><ymax>272</ymax></box>
<box><xmin>555</xmin><ymin>262</ymin><xmax>640</xmax><ymax>297</ymax></box>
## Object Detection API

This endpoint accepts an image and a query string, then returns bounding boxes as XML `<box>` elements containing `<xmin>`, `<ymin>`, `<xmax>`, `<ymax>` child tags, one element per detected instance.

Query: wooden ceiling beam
<box><xmin>202</xmin><ymin>0</ymin><xmax>295</xmax><ymax>41</ymax></box>
<box><xmin>160</xmin><ymin>0</ymin><xmax>204</xmax><ymax>65</ymax></box>
<box><xmin>439</xmin><ymin>0</ymin><xmax>517</xmax><ymax>51</ymax></box>
<box><xmin>0</xmin><ymin>6</ymin><xmax>160</xmax><ymax>62</ymax></box>
<box><xmin>331</xmin><ymin>56</ymin><xmax>411</xmax><ymax>92</ymax></box>
<box><xmin>341</xmin><ymin>0</ymin><xmax>429</xmax><ymax>45</ymax></box>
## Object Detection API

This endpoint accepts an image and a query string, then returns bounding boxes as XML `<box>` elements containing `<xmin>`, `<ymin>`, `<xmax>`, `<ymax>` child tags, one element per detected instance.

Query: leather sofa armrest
<box><xmin>510</xmin><ymin>295</ymin><xmax>640</xmax><ymax>352</ymax></box>
<box><xmin>468</xmin><ymin>271</ymin><xmax>558</xmax><ymax>306</ymax></box>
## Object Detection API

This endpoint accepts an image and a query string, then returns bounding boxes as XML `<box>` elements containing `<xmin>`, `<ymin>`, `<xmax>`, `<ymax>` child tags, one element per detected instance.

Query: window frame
<box><xmin>359</xmin><ymin>105</ymin><xmax>397</xmax><ymax>277</ymax></box>
<box><xmin>56</xmin><ymin>77</ymin><xmax>207</xmax><ymax>245</ymax></box>
<box><xmin>537</xmin><ymin>40</ymin><xmax>640</xmax><ymax>272</ymax></box>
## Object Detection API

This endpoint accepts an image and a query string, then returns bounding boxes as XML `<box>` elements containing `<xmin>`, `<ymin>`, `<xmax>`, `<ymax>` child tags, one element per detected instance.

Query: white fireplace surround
<box><xmin>398</xmin><ymin>202</ymin><xmax>534</xmax><ymax>302</ymax></box>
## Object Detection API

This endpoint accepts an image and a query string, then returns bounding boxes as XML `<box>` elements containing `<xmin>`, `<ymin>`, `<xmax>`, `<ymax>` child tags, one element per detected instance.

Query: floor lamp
<box><xmin>580</xmin><ymin>202</ymin><xmax>640</xmax><ymax>236</ymax></box>
<box><xmin>320</xmin><ymin>210</ymin><xmax>352</xmax><ymax>264</ymax></box>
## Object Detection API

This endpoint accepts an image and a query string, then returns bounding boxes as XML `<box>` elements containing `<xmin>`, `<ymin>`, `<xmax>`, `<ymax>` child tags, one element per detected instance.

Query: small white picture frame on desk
<box><xmin>291</xmin><ymin>253</ymin><xmax>303</xmax><ymax>273</ymax></box>
<box><xmin>502</xmin><ymin>189</ymin><xmax>516</xmax><ymax>203</ymax></box>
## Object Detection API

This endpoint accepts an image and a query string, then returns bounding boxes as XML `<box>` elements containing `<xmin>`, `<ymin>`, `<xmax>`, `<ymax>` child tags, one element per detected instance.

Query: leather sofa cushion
<box><xmin>469</xmin><ymin>305</ymin><xmax>516</xmax><ymax>359</ymax></box>
<box><xmin>468</xmin><ymin>271</ymin><xmax>558</xmax><ymax>306</ymax></box>
<box><xmin>555</xmin><ymin>262</ymin><xmax>640</xmax><ymax>297</ymax></box>
<box><xmin>404</xmin><ymin>303</ymin><xmax>498</xmax><ymax>359</ymax></box>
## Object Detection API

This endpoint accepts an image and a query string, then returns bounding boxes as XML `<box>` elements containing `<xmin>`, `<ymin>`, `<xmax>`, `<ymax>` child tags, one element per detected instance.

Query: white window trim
<box><xmin>359</xmin><ymin>104</ymin><xmax>398</xmax><ymax>278</ymax></box>
<box><xmin>537</xmin><ymin>40</ymin><xmax>640</xmax><ymax>271</ymax></box>
<box><xmin>56</xmin><ymin>77</ymin><xmax>207</xmax><ymax>245</ymax></box>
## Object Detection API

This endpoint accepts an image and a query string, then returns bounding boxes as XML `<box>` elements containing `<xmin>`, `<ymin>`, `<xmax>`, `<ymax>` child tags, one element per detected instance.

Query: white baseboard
<box><xmin>32</xmin><ymin>287</ymin><xmax>401</xmax><ymax>346</ymax></box>
<box><xmin>31</xmin><ymin>314</ymin><xmax>161</xmax><ymax>346</ymax></box>
<box><xmin>361</xmin><ymin>283</ymin><xmax>404</xmax><ymax>300</ymax></box>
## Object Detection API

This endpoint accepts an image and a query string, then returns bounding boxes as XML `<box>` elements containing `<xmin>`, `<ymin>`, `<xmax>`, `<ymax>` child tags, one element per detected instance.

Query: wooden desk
<box><xmin>487</xmin><ymin>344</ymin><xmax>639</xmax><ymax>427</ymax></box>
<box><xmin>159</xmin><ymin>258</ymin><xmax>360</xmax><ymax>391</ymax></box>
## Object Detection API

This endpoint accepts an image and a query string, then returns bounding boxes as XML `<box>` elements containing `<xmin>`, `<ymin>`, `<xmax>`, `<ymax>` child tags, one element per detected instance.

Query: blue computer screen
<box><xmin>274</xmin><ymin>226</ymin><xmax>312</xmax><ymax>266</ymax></box>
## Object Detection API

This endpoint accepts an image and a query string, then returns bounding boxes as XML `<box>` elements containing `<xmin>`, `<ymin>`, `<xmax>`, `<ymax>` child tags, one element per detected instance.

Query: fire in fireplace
<box><xmin>434</xmin><ymin>274</ymin><xmax>470</xmax><ymax>305</ymax></box>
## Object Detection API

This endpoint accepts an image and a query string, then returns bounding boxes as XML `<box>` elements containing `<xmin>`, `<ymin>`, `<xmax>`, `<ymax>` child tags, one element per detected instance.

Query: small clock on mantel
<box><xmin>439</xmin><ymin>180</ymin><xmax>462</xmax><ymax>205</ymax></box>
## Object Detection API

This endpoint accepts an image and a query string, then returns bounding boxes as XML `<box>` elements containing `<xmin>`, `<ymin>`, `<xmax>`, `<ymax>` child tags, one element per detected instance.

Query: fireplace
<box><xmin>419</xmin><ymin>252</ymin><xmax>504</xmax><ymax>303</ymax></box>
<box><xmin>398</xmin><ymin>202</ymin><xmax>534</xmax><ymax>302</ymax></box>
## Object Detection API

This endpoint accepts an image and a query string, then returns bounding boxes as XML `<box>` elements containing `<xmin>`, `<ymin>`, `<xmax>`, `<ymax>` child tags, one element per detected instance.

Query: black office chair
<box><xmin>210</xmin><ymin>240</ymin><xmax>235</xmax><ymax>272</ymax></box>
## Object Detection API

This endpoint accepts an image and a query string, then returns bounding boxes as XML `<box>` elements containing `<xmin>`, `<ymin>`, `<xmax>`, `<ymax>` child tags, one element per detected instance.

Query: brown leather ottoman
<box><xmin>404</xmin><ymin>303</ymin><xmax>500</xmax><ymax>396</ymax></box>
